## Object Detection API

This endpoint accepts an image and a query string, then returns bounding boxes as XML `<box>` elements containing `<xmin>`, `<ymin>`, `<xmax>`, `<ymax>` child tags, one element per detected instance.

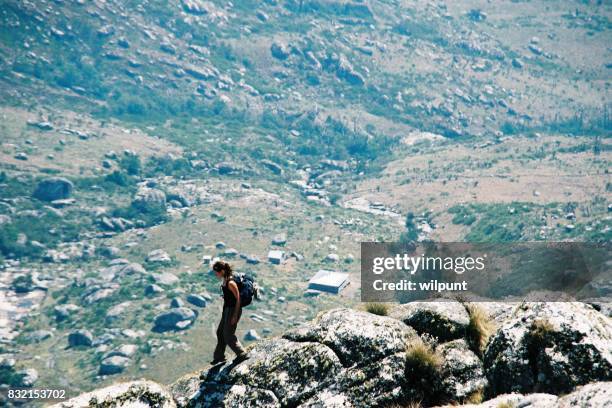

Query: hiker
<box><xmin>211</xmin><ymin>261</ymin><xmax>248</xmax><ymax>364</ymax></box>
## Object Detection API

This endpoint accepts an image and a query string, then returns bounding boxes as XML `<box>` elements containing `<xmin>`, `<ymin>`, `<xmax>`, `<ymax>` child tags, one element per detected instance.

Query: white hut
<box><xmin>308</xmin><ymin>270</ymin><xmax>349</xmax><ymax>294</ymax></box>
<box><xmin>268</xmin><ymin>250</ymin><xmax>285</xmax><ymax>265</ymax></box>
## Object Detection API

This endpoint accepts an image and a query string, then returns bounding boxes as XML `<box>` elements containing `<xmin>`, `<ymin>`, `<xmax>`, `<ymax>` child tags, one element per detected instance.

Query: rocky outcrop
<box><xmin>53</xmin><ymin>380</ymin><xmax>175</xmax><ymax>408</ymax></box>
<box><xmin>484</xmin><ymin>302</ymin><xmax>612</xmax><ymax>396</ymax></box>
<box><xmin>53</xmin><ymin>302</ymin><xmax>612</xmax><ymax>408</ymax></box>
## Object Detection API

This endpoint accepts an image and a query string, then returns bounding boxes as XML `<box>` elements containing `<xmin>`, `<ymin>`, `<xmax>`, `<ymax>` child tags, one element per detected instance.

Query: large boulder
<box><xmin>484</xmin><ymin>302</ymin><xmax>612</xmax><ymax>396</ymax></box>
<box><xmin>390</xmin><ymin>300</ymin><xmax>471</xmax><ymax>342</ymax></box>
<box><xmin>132</xmin><ymin>188</ymin><xmax>166</xmax><ymax>213</ymax></box>
<box><xmin>438</xmin><ymin>392</ymin><xmax>559</xmax><ymax>408</ymax></box>
<box><xmin>33</xmin><ymin>177</ymin><xmax>73</xmax><ymax>201</ymax></box>
<box><xmin>557</xmin><ymin>381</ymin><xmax>612</xmax><ymax>407</ymax></box>
<box><xmin>68</xmin><ymin>330</ymin><xmax>93</xmax><ymax>347</ymax></box>
<box><xmin>437</xmin><ymin>339</ymin><xmax>487</xmax><ymax>400</ymax></box>
<box><xmin>172</xmin><ymin>338</ymin><xmax>342</xmax><ymax>407</ymax></box>
<box><xmin>99</xmin><ymin>355</ymin><xmax>131</xmax><ymax>375</ymax></box>
<box><xmin>437</xmin><ymin>381</ymin><xmax>612</xmax><ymax>408</ymax></box>
<box><xmin>50</xmin><ymin>380</ymin><xmax>175</xmax><ymax>408</ymax></box>
<box><xmin>54</xmin><ymin>304</ymin><xmax>81</xmax><ymax>321</ymax></box>
<box><xmin>283</xmin><ymin>308</ymin><xmax>417</xmax><ymax>366</ymax></box>
<box><xmin>147</xmin><ymin>249</ymin><xmax>172</xmax><ymax>264</ymax></box>
<box><xmin>270</xmin><ymin>42</ymin><xmax>290</xmax><ymax>60</ymax></box>
<box><xmin>153</xmin><ymin>308</ymin><xmax>196</xmax><ymax>332</ymax></box>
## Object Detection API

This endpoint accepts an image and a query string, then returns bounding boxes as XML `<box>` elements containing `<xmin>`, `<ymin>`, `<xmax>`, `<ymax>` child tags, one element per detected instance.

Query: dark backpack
<box><xmin>232</xmin><ymin>274</ymin><xmax>258</xmax><ymax>307</ymax></box>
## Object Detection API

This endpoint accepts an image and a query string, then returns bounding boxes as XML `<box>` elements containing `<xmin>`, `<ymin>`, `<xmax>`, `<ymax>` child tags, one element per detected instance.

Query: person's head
<box><xmin>213</xmin><ymin>261</ymin><xmax>232</xmax><ymax>281</ymax></box>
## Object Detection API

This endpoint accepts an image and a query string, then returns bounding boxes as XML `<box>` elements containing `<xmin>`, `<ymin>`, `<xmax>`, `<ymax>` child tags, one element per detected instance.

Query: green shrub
<box><xmin>119</xmin><ymin>155</ymin><xmax>141</xmax><ymax>176</ymax></box>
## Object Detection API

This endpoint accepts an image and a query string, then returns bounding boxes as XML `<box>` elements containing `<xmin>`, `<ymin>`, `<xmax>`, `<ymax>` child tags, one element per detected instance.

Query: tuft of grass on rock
<box><xmin>464</xmin><ymin>388</ymin><xmax>484</xmax><ymax>404</ymax></box>
<box><xmin>465</xmin><ymin>304</ymin><xmax>495</xmax><ymax>355</ymax></box>
<box><xmin>404</xmin><ymin>339</ymin><xmax>443</xmax><ymax>405</ymax></box>
<box><xmin>365</xmin><ymin>302</ymin><xmax>390</xmax><ymax>316</ymax></box>
<box><xmin>496</xmin><ymin>402</ymin><xmax>515</xmax><ymax>408</ymax></box>
<box><xmin>529</xmin><ymin>319</ymin><xmax>555</xmax><ymax>341</ymax></box>
<box><xmin>405</xmin><ymin>339</ymin><xmax>442</xmax><ymax>374</ymax></box>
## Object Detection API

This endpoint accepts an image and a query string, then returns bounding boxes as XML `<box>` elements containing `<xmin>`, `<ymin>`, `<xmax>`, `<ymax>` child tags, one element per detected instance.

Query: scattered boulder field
<box><xmin>53</xmin><ymin>300</ymin><xmax>611</xmax><ymax>408</ymax></box>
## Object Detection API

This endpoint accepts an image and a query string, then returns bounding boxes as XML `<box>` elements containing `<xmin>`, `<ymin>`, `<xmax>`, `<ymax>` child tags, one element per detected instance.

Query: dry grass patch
<box><xmin>465</xmin><ymin>304</ymin><xmax>495</xmax><ymax>355</ymax></box>
<box><xmin>405</xmin><ymin>339</ymin><xmax>442</xmax><ymax>374</ymax></box>
<box><xmin>365</xmin><ymin>302</ymin><xmax>390</xmax><ymax>316</ymax></box>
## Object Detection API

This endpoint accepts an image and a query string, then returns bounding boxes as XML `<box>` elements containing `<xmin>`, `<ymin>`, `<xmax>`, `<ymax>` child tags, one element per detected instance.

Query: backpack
<box><xmin>232</xmin><ymin>274</ymin><xmax>258</xmax><ymax>307</ymax></box>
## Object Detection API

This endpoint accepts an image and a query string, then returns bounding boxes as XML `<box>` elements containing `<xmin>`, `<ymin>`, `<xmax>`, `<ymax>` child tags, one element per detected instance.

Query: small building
<box><xmin>308</xmin><ymin>270</ymin><xmax>349</xmax><ymax>294</ymax></box>
<box><xmin>268</xmin><ymin>250</ymin><xmax>285</xmax><ymax>265</ymax></box>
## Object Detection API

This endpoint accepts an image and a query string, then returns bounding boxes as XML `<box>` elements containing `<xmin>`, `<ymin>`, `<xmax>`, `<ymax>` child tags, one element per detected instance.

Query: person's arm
<box><xmin>228</xmin><ymin>280</ymin><xmax>240</xmax><ymax>325</ymax></box>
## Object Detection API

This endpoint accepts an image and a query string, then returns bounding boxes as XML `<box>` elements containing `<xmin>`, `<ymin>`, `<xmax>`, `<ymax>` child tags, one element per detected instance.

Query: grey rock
<box><xmin>171</xmin><ymin>338</ymin><xmax>341</xmax><ymax>407</ymax></box>
<box><xmin>244</xmin><ymin>329</ymin><xmax>260</xmax><ymax>341</ymax></box>
<box><xmin>170</xmin><ymin>297</ymin><xmax>184</xmax><ymax>308</ymax></box>
<box><xmin>104</xmin><ymin>344</ymin><xmax>138</xmax><ymax>359</ymax></box>
<box><xmin>222</xmin><ymin>248</ymin><xmax>239</xmax><ymax>257</ymax></box>
<box><xmin>17</xmin><ymin>368</ymin><xmax>38</xmax><ymax>387</ymax></box>
<box><xmin>324</xmin><ymin>253</ymin><xmax>340</xmax><ymax>262</ymax></box>
<box><xmin>557</xmin><ymin>381</ymin><xmax>612</xmax><ymax>407</ymax></box>
<box><xmin>68</xmin><ymin>330</ymin><xmax>94</xmax><ymax>347</ymax></box>
<box><xmin>106</xmin><ymin>301</ymin><xmax>132</xmax><ymax>321</ymax></box>
<box><xmin>98</xmin><ymin>246</ymin><xmax>120</xmax><ymax>259</ymax></box>
<box><xmin>99</xmin><ymin>356</ymin><xmax>131</xmax><ymax>375</ymax></box>
<box><xmin>33</xmin><ymin>177</ymin><xmax>74</xmax><ymax>201</ymax></box>
<box><xmin>55</xmin><ymin>381</ymin><xmax>175</xmax><ymax>408</ymax></box>
<box><xmin>389</xmin><ymin>300</ymin><xmax>470</xmax><ymax>341</ymax></box>
<box><xmin>132</xmin><ymin>188</ymin><xmax>166</xmax><ymax>213</ymax></box>
<box><xmin>437</xmin><ymin>339</ymin><xmax>487</xmax><ymax>400</ymax></box>
<box><xmin>271</xmin><ymin>42</ymin><xmax>290</xmax><ymax>60</ymax></box>
<box><xmin>284</xmin><ymin>308</ymin><xmax>416</xmax><ymax>366</ymax></box>
<box><xmin>443</xmin><ymin>393</ymin><xmax>558</xmax><ymax>408</ymax></box>
<box><xmin>153</xmin><ymin>308</ymin><xmax>196</xmax><ymax>332</ymax></box>
<box><xmin>0</xmin><ymin>214</ymin><xmax>12</xmax><ymax>225</ymax></box>
<box><xmin>261</xmin><ymin>159</ymin><xmax>283</xmax><ymax>175</ymax></box>
<box><xmin>147</xmin><ymin>249</ymin><xmax>172</xmax><ymax>264</ymax></box>
<box><xmin>54</xmin><ymin>304</ymin><xmax>81</xmax><ymax>321</ymax></box>
<box><xmin>484</xmin><ymin>302</ymin><xmax>612</xmax><ymax>395</ymax></box>
<box><xmin>186</xmin><ymin>294</ymin><xmax>207</xmax><ymax>308</ymax></box>
<box><xmin>152</xmin><ymin>272</ymin><xmax>179</xmax><ymax>286</ymax></box>
<box><xmin>145</xmin><ymin>284</ymin><xmax>164</xmax><ymax>296</ymax></box>
<box><xmin>27</xmin><ymin>330</ymin><xmax>53</xmax><ymax>342</ymax></box>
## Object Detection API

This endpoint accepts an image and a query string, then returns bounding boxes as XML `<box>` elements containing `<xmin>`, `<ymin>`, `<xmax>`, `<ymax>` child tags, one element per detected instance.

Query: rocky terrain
<box><xmin>0</xmin><ymin>0</ymin><xmax>610</xmax><ymax>405</ymax></box>
<box><xmin>52</xmin><ymin>300</ymin><xmax>611</xmax><ymax>407</ymax></box>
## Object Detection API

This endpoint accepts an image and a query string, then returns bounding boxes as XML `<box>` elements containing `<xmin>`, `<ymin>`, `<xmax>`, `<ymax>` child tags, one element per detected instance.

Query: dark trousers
<box><xmin>213</xmin><ymin>306</ymin><xmax>245</xmax><ymax>360</ymax></box>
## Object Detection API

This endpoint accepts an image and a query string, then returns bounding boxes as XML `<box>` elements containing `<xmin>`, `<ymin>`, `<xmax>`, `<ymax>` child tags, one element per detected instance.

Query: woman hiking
<box><xmin>211</xmin><ymin>261</ymin><xmax>248</xmax><ymax>364</ymax></box>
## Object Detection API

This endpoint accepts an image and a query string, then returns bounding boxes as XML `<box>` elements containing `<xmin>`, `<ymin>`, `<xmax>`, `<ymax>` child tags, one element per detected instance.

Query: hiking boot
<box><xmin>233</xmin><ymin>353</ymin><xmax>248</xmax><ymax>363</ymax></box>
<box><xmin>210</xmin><ymin>358</ymin><xmax>226</xmax><ymax>365</ymax></box>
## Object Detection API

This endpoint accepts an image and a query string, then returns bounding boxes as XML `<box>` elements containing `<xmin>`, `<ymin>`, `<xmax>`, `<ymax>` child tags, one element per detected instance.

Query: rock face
<box><xmin>484</xmin><ymin>302</ymin><xmax>612</xmax><ymax>396</ymax></box>
<box><xmin>33</xmin><ymin>177</ymin><xmax>74</xmax><ymax>201</ymax></box>
<box><xmin>56</xmin><ymin>303</ymin><xmax>612</xmax><ymax>408</ymax></box>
